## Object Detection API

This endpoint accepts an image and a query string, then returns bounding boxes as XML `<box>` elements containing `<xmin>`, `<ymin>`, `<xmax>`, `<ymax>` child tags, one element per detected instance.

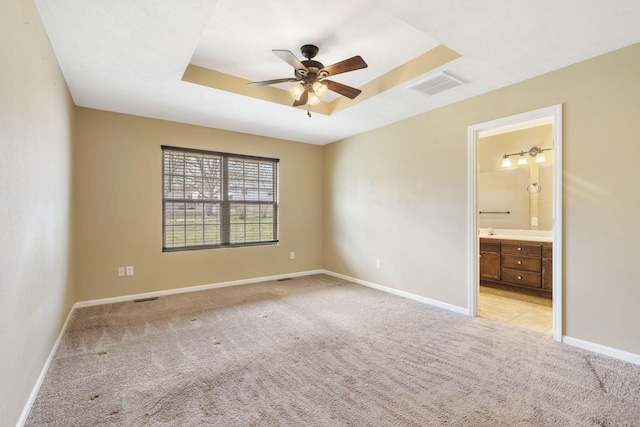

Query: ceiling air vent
<box><xmin>407</xmin><ymin>72</ymin><xmax>463</xmax><ymax>96</ymax></box>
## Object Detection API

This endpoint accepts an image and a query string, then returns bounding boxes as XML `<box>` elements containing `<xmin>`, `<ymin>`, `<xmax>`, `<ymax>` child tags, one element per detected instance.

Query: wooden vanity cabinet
<box><xmin>480</xmin><ymin>238</ymin><xmax>552</xmax><ymax>298</ymax></box>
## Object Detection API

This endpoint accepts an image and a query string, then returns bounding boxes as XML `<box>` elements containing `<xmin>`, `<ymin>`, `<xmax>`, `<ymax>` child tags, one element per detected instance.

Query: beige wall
<box><xmin>0</xmin><ymin>1</ymin><xmax>76</xmax><ymax>425</ymax></box>
<box><xmin>323</xmin><ymin>110</ymin><xmax>469</xmax><ymax>307</ymax></box>
<box><xmin>74</xmin><ymin>109</ymin><xmax>323</xmax><ymax>301</ymax></box>
<box><xmin>324</xmin><ymin>43</ymin><xmax>640</xmax><ymax>355</ymax></box>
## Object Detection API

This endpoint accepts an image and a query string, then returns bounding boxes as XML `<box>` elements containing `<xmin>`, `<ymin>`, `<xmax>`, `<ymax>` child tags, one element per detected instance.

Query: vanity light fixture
<box><xmin>501</xmin><ymin>146</ymin><xmax>552</xmax><ymax>168</ymax></box>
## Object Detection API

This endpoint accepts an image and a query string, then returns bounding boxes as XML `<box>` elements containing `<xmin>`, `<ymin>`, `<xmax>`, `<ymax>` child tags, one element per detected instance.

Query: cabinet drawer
<box><xmin>480</xmin><ymin>240</ymin><xmax>500</xmax><ymax>253</ymax></box>
<box><xmin>501</xmin><ymin>254</ymin><xmax>540</xmax><ymax>272</ymax></box>
<box><xmin>501</xmin><ymin>268</ymin><xmax>541</xmax><ymax>288</ymax></box>
<box><xmin>542</xmin><ymin>244</ymin><xmax>552</xmax><ymax>259</ymax></box>
<box><xmin>501</xmin><ymin>242</ymin><xmax>541</xmax><ymax>257</ymax></box>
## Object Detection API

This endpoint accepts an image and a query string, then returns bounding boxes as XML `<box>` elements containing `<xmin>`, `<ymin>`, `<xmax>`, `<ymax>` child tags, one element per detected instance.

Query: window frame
<box><xmin>161</xmin><ymin>145</ymin><xmax>279</xmax><ymax>251</ymax></box>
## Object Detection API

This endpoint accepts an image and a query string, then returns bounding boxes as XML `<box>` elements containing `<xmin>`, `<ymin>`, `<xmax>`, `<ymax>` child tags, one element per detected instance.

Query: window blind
<box><xmin>162</xmin><ymin>146</ymin><xmax>279</xmax><ymax>251</ymax></box>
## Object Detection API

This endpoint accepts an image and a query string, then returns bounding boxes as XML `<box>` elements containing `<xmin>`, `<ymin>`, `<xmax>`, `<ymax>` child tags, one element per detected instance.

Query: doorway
<box><xmin>467</xmin><ymin>105</ymin><xmax>563</xmax><ymax>342</ymax></box>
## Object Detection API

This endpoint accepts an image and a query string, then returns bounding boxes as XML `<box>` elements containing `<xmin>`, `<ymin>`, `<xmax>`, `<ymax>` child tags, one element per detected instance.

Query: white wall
<box><xmin>0</xmin><ymin>1</ymin><xmax>75</xmax><ymax>425</ymax></box>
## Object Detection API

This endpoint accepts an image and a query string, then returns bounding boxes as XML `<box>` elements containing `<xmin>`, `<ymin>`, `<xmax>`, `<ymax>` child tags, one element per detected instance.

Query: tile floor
<box><xmin>479</xmin><ymin>286</ymin><xmax>553</xmax><ymax>334</ymax></box>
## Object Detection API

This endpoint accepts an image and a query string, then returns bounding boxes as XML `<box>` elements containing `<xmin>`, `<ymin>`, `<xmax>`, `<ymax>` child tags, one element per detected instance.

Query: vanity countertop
<box><xmin>479</xmin><ymin>228</ymin><xmax>553</xmax><ymax>243</ymax></box>
<box><xmin>479</xmin><ymin>234</ymin><xmax>552</xmax><ymax>242</ymax></box>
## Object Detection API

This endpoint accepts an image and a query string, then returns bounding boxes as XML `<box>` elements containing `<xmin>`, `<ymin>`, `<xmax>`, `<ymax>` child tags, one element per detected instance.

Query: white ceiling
<box><xmin>35</xmin><ymin>0</ymin><xmax>640</xmax><ymax>145</ymax></box>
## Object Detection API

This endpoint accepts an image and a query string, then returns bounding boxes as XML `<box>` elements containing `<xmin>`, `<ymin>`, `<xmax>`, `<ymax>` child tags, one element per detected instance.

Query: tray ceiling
<box><xmin>35</xmin><ymin>0</ymin><xmax>640</xmax><ymax>145</ymax></box>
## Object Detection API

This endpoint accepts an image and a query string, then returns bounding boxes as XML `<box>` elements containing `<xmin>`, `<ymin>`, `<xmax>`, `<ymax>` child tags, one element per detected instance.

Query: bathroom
<box><xmin>477</xmin><ymin>123</ymin><xmax>554</xmax><ymax>334</ymax></box>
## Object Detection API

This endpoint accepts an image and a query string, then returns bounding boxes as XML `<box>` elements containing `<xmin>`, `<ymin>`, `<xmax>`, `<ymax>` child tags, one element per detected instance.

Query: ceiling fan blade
<box><xmin>247</xmin><ymin>78</ymin><xmax>298</xmax><ymax>87</ymax></box>
<box><xmin>320</xmin><ymin>56</ymin><xmax>367</xmax><ymax>77</ymax></box>
<box><xmin>273</xmin><ymin>50</ymin><xmax>308</xmax><ymax>73</ymax></box>
<box><xmin>324</xmin><ymin>80</ymin><xmax>362</xmax><ymax>99</ymax></box>
<box><xmin>293</xmin><ymin>90</ymin><xmax>308</xmax><ymax>107</ymax></box>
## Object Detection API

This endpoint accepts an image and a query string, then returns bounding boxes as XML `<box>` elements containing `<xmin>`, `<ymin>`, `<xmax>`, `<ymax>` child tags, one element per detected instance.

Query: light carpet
<box><xmin>26</xmin><ymin>274</ymin><xmax>640</xmax><ymax>426</ymax></box>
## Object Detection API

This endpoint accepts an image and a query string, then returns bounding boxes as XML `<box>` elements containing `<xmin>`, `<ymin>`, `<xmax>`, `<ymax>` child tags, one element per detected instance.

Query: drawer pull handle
<box><xmin>517</xmin><ymin>247</ymin><xmax>522</xmax><ymax>251</ymax></box>
<box><xmin>517</xmin><ymin>261</ymin><xmax>522</xmax><ymax>264</ymax></box>
<box><xmin>517</xmin><ymin>276</ymin><xmax>522</xmax><ymax>280</ymax></box>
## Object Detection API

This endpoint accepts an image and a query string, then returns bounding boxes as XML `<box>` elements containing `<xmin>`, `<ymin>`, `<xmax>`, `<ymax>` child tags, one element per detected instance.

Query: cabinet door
<box><xmin>480</xmin><ymin>251</ymin><xmax>500</xmax><ymax>281</ymax></box>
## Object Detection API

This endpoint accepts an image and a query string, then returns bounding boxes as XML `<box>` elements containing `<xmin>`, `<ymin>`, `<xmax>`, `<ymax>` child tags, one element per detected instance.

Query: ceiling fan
<box><xmin>248</xmin><ymin>44</ymin><xmax>368</xmax><ymax>109</ymax></box>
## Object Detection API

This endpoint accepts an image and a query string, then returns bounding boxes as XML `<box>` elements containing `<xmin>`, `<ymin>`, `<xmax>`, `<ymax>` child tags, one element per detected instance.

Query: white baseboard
<box><xmin>563</xmin><ymin>336</ymin><xmax>640</xmax><ymax>366</ymax></box>
<box><xmin>75</xmin><ymin>269</ymin><xmax>325</xmax><ymax>308</ymax></box>
<box><xmin>323</xmin><ymin>270</ymin><xmax>469</xmax><ymax>315</ymax></box>
<box><xmin>17</xmin><ymin>306</ymin><xmax>76</xmax><ymax>427</ymax></box>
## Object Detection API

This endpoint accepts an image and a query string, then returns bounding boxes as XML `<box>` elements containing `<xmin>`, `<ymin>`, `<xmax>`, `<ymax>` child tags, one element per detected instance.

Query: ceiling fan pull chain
<box><xmin>307</xmin><ymin>106</ymin><xmax>311</xmax><ymax>118</ymax></box>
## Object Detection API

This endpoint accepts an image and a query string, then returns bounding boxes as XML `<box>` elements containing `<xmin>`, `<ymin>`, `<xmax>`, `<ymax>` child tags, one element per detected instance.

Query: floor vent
<box><xmin>276</xmin><ymin>278</ymin><xmax>293</xmax><ymax>282</ymax></box>
<box><xmin>134</xmin><ymin>297</ymin><xmax>159</xmax><ymax>303</ymax></box>
<box><xmin>407</xmin><ymin>72</ymin><xmax>463</xmax><ymax>96</ymax></box>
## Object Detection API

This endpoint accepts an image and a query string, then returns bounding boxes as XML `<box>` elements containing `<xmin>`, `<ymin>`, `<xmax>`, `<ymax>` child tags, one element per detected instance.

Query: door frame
<box><xmin>467</xmin><ymin>104</ymin><xmax>563</xmax><ymax>342</ymax></box>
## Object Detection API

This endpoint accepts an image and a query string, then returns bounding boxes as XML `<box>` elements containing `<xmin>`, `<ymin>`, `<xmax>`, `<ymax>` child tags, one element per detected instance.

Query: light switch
<box><xmin>126</xmin><ymin>265</ymin><xmax>134</xmax><ymax>276</ymax></box>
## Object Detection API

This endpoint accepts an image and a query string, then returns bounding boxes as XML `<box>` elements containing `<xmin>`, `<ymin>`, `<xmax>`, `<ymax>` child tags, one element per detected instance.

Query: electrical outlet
<box><xmin>376</xmin><ymin>259</ymin><xmax>381</xmax><ymax>269</ymax></box>
<box><xmin>290</xmin><ymin>251</ymin><xmax>295</xmax><ymax>260</ymax></box>
<box><xmin>126</xmin><ymin>265</ymin><xmax>134</xmax><ymax>276</ymax></box>
<box><xmin>117</xmin><ymin>267</ymin><xmax>125</xmax><ymax>277</ymax></box>
<box><xmin>531</xmin><ymin>216</ymin><xmax>538</xmax><ymax>226</ymax></box>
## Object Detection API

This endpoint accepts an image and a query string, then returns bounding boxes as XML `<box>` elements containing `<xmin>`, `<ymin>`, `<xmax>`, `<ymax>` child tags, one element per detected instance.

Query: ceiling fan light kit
<box><xmin>312</xmin><ymin>81</ymin><xmax>328</xmax><ymax>97</ymax></box>
<box><xmin>307</xmin><ymin>92</ymin><xmax>321</xmax><ymax>106</ymax></box>
<box><xmin>248</xmin><ymin>44</ymin><xmax>368</xmax><ymax>116</ymax></box>
<box><xmin>288</xmin><ymin>84</ymin><xmax>305</xmax><ymax>101</ymax></box>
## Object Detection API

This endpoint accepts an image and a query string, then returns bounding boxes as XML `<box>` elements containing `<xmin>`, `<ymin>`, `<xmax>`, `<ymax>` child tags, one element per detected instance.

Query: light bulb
<box><xmin>312</xmin><ymin>81</ymin><xmax>328</xmax><ymax>98</ymax></box>
<box><xmin>502</xmin><ymin>156</ymin><xmax>512</xmax><ymax>168</ymax></box>
<box><xmin>288</xmin><ymin>84</ymin><xmax>305</xmax><ymax>101</ymax></box>
<box><xmin>307</xmin><ymin>93</ymin><xmax>321</xmax><ymax>105</ymax></box>
<box><xmin>536</xmin><ymin>152</ymin><xmax>546</xmax><ymax>163</ymax></box>
<box><xmin>517</xmin><ymin>156</ymin><xmax>528</xmax><ymax>166</ymax></box>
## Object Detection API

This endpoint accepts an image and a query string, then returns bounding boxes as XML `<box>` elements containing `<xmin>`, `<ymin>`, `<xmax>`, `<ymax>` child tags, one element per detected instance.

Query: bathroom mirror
<box><xmin>478</xmin><ymin>125</ymin><xmax>553</xmax><ymax>231</ymax></box>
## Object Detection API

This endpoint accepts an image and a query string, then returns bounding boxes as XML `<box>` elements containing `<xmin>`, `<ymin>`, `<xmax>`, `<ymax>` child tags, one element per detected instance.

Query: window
<box><xmin>162</xmin><ymin>146</ymin><xmax>279</xmax><ymax>251</ymax></box>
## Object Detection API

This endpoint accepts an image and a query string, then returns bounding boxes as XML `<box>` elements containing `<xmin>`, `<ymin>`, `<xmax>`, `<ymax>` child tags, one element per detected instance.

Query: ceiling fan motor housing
<box><xmin>297</xmin><ymin>45</ymin><xmax>327</xmax><ymax>82</ymax></box>
<box><xmin>296</xmin><ymin>60</ymin><xmax>326</xmax><ymax>81</ymax></box>
<box><xmin>300</xmin><ymin>44</ymin><xmax>319</xmax><ymax>59</ymax></box>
